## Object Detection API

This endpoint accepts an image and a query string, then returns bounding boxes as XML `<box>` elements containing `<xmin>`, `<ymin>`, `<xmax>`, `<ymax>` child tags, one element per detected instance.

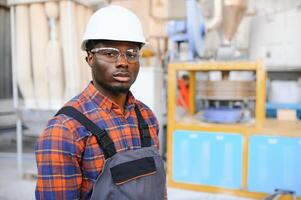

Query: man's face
<box><xmin>87</xmin><ymin>40</ymin><xmax>140</xmax><ymax>96</ymax></box>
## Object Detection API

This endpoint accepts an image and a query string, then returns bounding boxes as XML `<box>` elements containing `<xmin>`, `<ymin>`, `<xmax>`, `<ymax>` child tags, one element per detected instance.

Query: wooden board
<box><xmin>196</xmin><ymin>80</ymin><xmax>256</xmax><ymax>100</ymax></box>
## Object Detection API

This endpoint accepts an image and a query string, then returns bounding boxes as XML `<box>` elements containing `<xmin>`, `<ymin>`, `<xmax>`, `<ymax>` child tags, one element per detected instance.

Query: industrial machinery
<box><xmin>168</xmin><ymin>0</ymin><xmax>254</xmax><ymax>123</ymax></box>
<box><xmin>167</xmin><ymin>0</ymin><xmax>206</xmax><ymax>60</ymax></box>
<box><xmin>167</xmin><ymin>61</ymin><xmax>301</xmax><ymax>199</ymax></box>
<box><xmin>167</xmin><ymin>0</ymin><xmax>248</xmax><ymax>60</ymax></box>
<box><xmin>196</xmin><ymin>69</ymin><xmax>255</xmax><ymax>123</ymax></box>
<box><xmin>164</xmin><ymin>1</ymin><xmax>301</xmax><ymax>199</ymax></box>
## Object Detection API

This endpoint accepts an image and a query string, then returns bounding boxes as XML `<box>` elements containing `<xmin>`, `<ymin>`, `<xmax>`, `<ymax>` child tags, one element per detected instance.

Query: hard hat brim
<box><xmin>81</xmin><ymin>39</ymin><xmax>147</xmax><ymax>51</ymax></box>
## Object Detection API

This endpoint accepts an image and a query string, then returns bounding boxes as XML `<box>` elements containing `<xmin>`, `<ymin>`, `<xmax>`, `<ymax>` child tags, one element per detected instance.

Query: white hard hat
<box><xmin>81</xmin><ymin>5</ymin><xmax>146</xmax><ymax>50</ymax></box>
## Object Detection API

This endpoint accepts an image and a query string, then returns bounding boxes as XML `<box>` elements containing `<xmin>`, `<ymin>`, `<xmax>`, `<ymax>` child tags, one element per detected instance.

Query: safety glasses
<box><xmin>90</xmin><ymin>47</ymin><xmax>140</xmax><ymax>64</ymax></box>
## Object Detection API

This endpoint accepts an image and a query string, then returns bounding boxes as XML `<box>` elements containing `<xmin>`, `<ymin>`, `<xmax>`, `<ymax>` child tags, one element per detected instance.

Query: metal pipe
<box><xmin>206</xmin><ymin>0</ymin><xmax>223</xmax><ymax>32</ymax></box>
<box><xmin>10</xmin><ymin>6</ymin><xmax>18</xmax><ymax>109</ymax></box>
<box><xmin>10</xmin><ymin>5</ymin><xmax>23</xmax><ymax>177</ymax></box>
<box><xmin>16</xmin><ymin>118</ymin><xmax>23</xmax><ymax>176</ymax></box>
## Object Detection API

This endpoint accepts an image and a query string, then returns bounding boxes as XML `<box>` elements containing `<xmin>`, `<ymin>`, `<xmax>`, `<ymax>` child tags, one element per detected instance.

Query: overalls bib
<box><xmin>56</xmin><ymin>106</ymin><xmax>166</xmax><ymax>200</ymax></box>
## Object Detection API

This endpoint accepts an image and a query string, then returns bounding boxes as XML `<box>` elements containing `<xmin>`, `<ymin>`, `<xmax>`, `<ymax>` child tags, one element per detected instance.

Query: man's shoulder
<box><xmin>41</xmin><ymin>102</ymin><xmax>90</xmax><ymax>140</ymax></box>
<box><xmin>63</xmin><ymin>89</ymin><xmax>96</xmax><ymax>113</ymax></box>
<box><xmin>45</xmin><ymin>91</ymin><xmax>91</xmax><ymax>128</ymax></box>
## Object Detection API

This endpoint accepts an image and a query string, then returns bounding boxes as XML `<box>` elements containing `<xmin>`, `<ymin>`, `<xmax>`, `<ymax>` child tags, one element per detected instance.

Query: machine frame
<box><xmin>167</xmin><ymin>61</ymin><xmax>301</xmax><ymax>199</ymax></box>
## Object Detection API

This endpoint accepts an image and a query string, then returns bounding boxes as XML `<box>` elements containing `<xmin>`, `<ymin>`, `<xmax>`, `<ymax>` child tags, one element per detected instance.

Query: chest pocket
<box><xmin>110</xmin><ymin>156</ymin><xmax>156</xmax><ymax>186</ymax></box>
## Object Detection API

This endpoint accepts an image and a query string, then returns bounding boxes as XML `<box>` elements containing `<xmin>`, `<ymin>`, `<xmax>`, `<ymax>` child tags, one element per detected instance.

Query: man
<box><xmin>35</xmin><ymin>5</ymin><xmax>166</xmax><ymax>200</ymax></box>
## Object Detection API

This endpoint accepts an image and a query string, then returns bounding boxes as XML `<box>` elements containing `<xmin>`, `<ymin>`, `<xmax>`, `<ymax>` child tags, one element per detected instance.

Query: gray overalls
<box><xmin>56</xmin><ymin>105</ymin><xmax>166</xmax><ymax>200</ymax></box>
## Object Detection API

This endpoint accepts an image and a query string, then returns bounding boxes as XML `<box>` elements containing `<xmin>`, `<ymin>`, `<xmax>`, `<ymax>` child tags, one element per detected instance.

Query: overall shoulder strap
<box><xmin>134</xmin><ymin>105</ymin><xmax>151</xmax><ymax>147</ymax></box>
<box><xmin>55</xmin><ymin>106</ymin><xmax>116</xmax><ymax>159</ymax></box>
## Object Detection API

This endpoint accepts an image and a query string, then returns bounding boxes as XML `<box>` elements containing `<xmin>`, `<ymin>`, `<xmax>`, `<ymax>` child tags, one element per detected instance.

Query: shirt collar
<box><xmin>83</xmin><ymin>82</ymin><xmax>136</xmax><ymax>113</ymax></box>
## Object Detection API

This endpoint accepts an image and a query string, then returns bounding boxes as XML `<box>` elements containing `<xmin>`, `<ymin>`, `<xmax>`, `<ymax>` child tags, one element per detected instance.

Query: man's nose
<box><xmin>116</xmin><ymin>53</ymin><xmax>128</xmax><ymax>66</ymax></box>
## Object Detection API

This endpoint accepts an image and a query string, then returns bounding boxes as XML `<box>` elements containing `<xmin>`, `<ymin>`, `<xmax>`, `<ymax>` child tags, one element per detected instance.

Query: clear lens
<box><xmin>125</xmin><ymin>49</ymin><xmax>139</xmax><ymax>62</ymax></box>
<box><xmin>91</xmin><ymin>47</ymin><xmax>139</xmax><ymax>63</ymax></box>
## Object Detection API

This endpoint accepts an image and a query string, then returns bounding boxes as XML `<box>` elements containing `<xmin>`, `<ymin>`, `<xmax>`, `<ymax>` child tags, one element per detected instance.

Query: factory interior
<box><xmin>0</xmin><ymin>0</ymin><xmax>301</xmax><ymax>199</ymax></box>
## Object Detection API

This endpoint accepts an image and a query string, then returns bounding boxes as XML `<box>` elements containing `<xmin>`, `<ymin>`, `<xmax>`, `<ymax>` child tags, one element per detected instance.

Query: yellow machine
<box><xmin>167</xmin><ymin>61</ymin><xmax>301</xmax><ymax>199</ymax></box>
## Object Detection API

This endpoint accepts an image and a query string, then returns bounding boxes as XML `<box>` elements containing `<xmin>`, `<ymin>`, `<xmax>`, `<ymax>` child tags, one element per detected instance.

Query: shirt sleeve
<box><xmin>35</xmin><ymin>118</ymin><xmax>82</xmax><ymax>200</ymax></box>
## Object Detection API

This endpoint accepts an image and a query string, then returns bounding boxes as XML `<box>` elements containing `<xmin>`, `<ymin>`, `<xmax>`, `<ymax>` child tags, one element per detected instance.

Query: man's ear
<box><xmin>86</xmin><ymin>53</ymin><xmax>94</xmax><ymax>67</ymax></box>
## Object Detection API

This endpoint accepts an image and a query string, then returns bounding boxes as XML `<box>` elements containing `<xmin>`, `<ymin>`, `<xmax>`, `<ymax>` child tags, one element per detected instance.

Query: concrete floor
<box><xmin>0</xmin><ymin>153</ymin><xmax>36</xmax><ymax>200</ymax></box>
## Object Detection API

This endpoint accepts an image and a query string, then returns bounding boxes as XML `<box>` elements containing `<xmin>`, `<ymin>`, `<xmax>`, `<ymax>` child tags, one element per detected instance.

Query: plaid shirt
<box><xmin>35</xmin><ymin>82</ymin><xmax>160</xmax><ymax>200</ymax></box>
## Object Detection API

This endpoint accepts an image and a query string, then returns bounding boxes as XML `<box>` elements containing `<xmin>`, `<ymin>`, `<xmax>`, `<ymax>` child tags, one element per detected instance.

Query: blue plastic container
<box><xmin>203</xmin><ymin>108</ymin><xmax>242</xmax><ymax>123</ymax></box>
<box><xmin>248</xmin><ymin>135</ymin><xmax>301</xmax><ymax>196</ymax></box>
<box><xmin>173</xmin><ymin>130</ymin><xmax>243</xmax><ymax>189</ymax></box>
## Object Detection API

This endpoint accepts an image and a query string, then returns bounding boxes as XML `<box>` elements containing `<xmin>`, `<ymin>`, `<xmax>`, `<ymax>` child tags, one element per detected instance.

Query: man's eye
<box><xmin>127</xmin><ymin>52</ymin><xmax>138</xmax><ymax>58</ymax></box>
<box><xmin>103</xmin><ymin>50</ymin><xmax>118</xmax><ymax>57</ymax></box>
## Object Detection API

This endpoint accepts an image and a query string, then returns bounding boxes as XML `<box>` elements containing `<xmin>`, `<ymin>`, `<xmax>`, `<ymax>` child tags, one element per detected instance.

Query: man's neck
<box><xmin>93</xmin><ymin>83</ymin><xmax>128</xmax><ymax>113</ymax></box>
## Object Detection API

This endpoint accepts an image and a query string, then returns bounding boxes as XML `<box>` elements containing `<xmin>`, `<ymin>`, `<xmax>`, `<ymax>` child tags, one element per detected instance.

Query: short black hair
<box><xmin>85</xmin><ymin>40</ymin><xmax>102</xmax><ymax>52</ymax></box>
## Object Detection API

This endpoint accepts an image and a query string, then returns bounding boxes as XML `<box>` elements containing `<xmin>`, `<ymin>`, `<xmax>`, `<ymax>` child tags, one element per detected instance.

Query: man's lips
<box><xmin>112</xmin><ymin>71</ymin><xmax>131</xmax><ymax>82</ymax></box>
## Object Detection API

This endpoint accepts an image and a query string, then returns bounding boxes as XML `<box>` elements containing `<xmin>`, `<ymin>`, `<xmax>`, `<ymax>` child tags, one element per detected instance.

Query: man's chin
<box><xmin>94</xmin><ymin>80</ymin><xmax>131</xmax><ymax>94</ymax></box>
<box><xmin>109</xmin><ymin>86</ymin><xmax>130</xmax><ymax>94</ymax></box>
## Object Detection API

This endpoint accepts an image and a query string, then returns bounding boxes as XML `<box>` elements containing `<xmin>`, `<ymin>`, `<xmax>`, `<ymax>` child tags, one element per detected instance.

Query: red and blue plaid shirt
<box><xmin>35</xmin><ymin>82</ymin><xmax>160</xmax><ymax>199</ymax></box>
